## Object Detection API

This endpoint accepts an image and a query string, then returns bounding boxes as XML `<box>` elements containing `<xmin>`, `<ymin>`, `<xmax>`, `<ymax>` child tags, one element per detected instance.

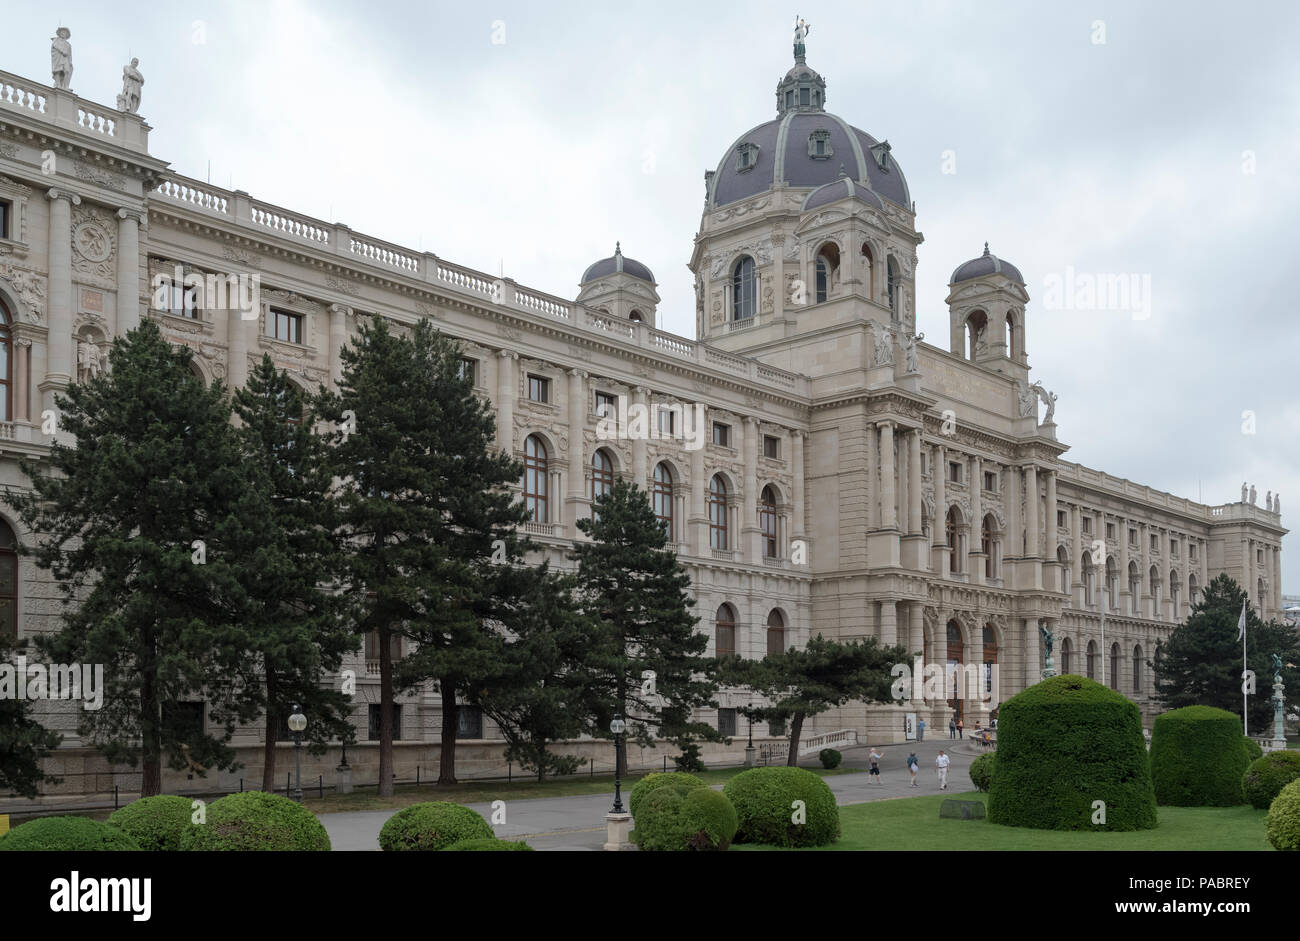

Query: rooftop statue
<box><xmin>51</xmin><ymin>27</ymin><xmax>73</xmax><ymax>90</ymax></box>
<box><xmin>116</xmin><ymin>58</ymin><xmax>144</xmax><ymax>113</ymax></box>
<box><xmin>793</xmin><ymin>16</ymin><xmax>811</xmax><ymax>57</ymax></box>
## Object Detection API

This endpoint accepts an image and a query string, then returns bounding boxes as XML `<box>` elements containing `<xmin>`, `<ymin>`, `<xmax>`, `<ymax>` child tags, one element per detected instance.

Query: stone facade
<box><xmin>0</xmin><ymin>41</ymin><xmax>1286</xmax><ymax>798</ymax></box>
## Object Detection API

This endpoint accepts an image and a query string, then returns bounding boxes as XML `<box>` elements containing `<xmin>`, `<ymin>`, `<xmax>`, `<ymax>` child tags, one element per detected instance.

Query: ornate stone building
<box><xmin>0</xmin><ymin>32</ymin><xmax>1286</xmax><ymax>794</ymax></box>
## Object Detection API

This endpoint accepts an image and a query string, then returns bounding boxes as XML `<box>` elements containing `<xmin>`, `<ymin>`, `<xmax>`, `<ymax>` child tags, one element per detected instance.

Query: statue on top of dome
<box><xmin>793</xmin><ymin>16</ymin><xmax>811</xmax><ymax>58</ymax></box>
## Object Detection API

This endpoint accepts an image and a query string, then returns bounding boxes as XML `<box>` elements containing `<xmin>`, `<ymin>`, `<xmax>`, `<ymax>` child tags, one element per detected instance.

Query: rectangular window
<box><xmin>1130</xmin><ymin>528</ymin><xmax>1138</xmax><ymax>546</ymax></box>
<box><xmin>1171</xmin><ymin>538</ymin><xmax>1178</xmax><ymax>556</ymax></box>
<box><xmin>457</xmin><ymin>357</ymin><xmax>477</xmax><ymax>384</ymax></box>
<box><xmin>718</xmin><ymin>708</ymin><xmax>737</xmax><ymax>737</ymax></box>
<box><xmin>272</xmin><ymin>309</ymin><xmax>303</xmax><ymax>344</ymax></box>
<box><xmin>1106</xmin><ymin>522</ymin><xmax>1115</xmax><ymax>540</ymax></box>
<box><xmin>456</xmin><ymin>705</ymin><xmax>483</xmax><ymax>739</ymax></box>
<box><xmin>769</xmin><ymin>718</ymin><xmax>786</xmax><ymax>738</ymax></box>
<box><xmin>364</xmin><ymin>629</ymin><xmax>401</xmax><ymax>664</ymax></box>
<box><xmin>368</xmin><ymin>704</ymin><xmax>402</xmax><ymax>742</ymax></box>
<box><xmin>1257</xmin><ymin>548</ymin><xmax>1264</xmax><ymax>564</ymax></box>
<box><xmin>983</xmin><ymin>471</ymin><xmax>997</xmax><ymax>492</ymax></box>
<box><xmin>595</xmin><ymin>391</ymin><xmax>618</xmax><ymax>419</ymax></box>
<box><xmin>948</xmin><ymin>461</ymin><xmax>962</xmax><ymax>483</ymax></box>
<box><xmin>920</xmin><ymin>453</ymin><xmax>928</xmax><ymax>476</ymax></box>
<box><xmin>1082</xmin><ymin>517</ymin><xmax>1092</xmax><ymax>535</ymax></box>
<box><xmin>1151</xmin><ymin>534</ymin><xmax>1158</xmax><ymax>552</ymax></box>
<box><xmin>1057</xmin><ymin>510</ymin><xmax>1066</xmax><ymax>528</ymax></box>
<box><xmin>657</xmin><ymin>407</ymin><xmax>676</xmax><ymax>435</ymax></box>
<box><xmin>0</xmin><ymin>200</ymin><xmax>10</xmax><ymax>240</ymax></box>
<box><xmin>764</xmin><ymin>435</ymin><xmax>780</xmax><ymax>459</ymax></box>
<box><xmin>527</xmin><ymin>374</ymin><xmax>549</xmax><ymax>403</ymax></box>
<box><xmin>1189</xmin><ymin>543</ymin><xmax>1197</xmax><ymax>560</ymax></box>
<box><xmin>712</xmin><ymin>422</ymin><xmax>730</xmax><ymax>447</ymax></box>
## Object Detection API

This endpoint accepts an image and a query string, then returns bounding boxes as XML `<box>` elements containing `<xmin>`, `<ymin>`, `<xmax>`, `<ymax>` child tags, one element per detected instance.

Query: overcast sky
<box><xmin>10</xmin><ymin>1</ymin><xmax>1300</xmax><ymax>589</ymax></box>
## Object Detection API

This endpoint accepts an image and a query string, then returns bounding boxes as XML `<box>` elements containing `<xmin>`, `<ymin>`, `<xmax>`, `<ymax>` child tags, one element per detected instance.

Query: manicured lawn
<box><xmin>733</xmin><ymin>791</ymin><xmax>1273</xmax><ymax>851</ymax></box>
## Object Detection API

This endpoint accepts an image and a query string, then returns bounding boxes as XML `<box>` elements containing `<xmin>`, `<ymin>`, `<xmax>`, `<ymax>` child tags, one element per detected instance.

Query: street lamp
<box><xmin>288</xmin><ymin>704</ymin><xmax>307</xmax><ymax>803</ymax></box>
<box><xmin>610</xmin><ymin>714</ymin><xmax>626</xmax><ymax>814</ymax></box>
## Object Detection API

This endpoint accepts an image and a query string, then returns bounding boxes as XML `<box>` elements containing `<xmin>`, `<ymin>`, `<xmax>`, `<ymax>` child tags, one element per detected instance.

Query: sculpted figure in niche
<box><xmin>872</xmin><ymin>322</ymin><xmax>894</xmax><ymax>366</ymax></box>
<box><xmin>901</xmin><ymin>331</ymin><xmax>924</xmax><ymax>374</ymax></box>
<box><xmin>116</xmin><ymin>58</ymin><xmax>144</xmax><ymax>113</ymax></box>
<box><xmin>78</xmin><ymin>338</ymin><xmax>103</xmax><ymax>381</ymax></box>
<box><xmin>51</xmin><ymin>27</ymin><xmax>73</xmax><ymax>89</ymax></box>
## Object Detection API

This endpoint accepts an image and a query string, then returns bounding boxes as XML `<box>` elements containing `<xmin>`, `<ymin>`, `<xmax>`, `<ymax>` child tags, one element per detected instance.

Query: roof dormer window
<box><xmin>808</xmin><ymin>129</ymin><xmax>833</xmax><ymax>159</ymax></box>
<box><xmin>735</xmin><ymin>142</ymin><xmax>760</xmax><ymax>172</ymax></box>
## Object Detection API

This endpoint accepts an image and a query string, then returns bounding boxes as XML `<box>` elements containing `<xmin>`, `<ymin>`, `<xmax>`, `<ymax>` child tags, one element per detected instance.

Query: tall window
<box><xmin>732</xmin><ymin>256</ymin><xmax>756</xmax><ymax>320</ymax></box>
<box><xmin>364</xmin><ymin>629</ymin><xmax>401</xmax><ymax>665</ymax></box>
<box><xmin>982</xmin><ymin>626</ymin><xmax>998</xmax><ymax>697</ymax></box>
<box><xmin>1086</xmin><ymin>640</ymin><xmax>1096</xmax><ymax>680</ymax></box>
<box><xmin>946</xmin><ymin>506</ymin><xmax>961</xmax><ymax>573</ymax></box>
<box><xmin>1132</xmin><ymin>645</ymin><xmax>1143</xmax><ymax>694</ymax></box>
<box><xmin>0</xmin><ymin>300</ymin><xmax>10</xmax><ymax>421</ymax></box>
<box><xmin>861</xmin><ymin>242</ymin><xmax>875</xmax><ymax>298</ymax></box>
<box><xmin>767</xmin><ymin>609</ymin><xmax>786</xmax><ymax>656</ymax></box>
<box><xmin>523</xmin><ymin>435</ymin><xmax>548</xmax><ymax>522</ymax></box>
<box><xmin>455</xmin><ymin>705</ymin><xmax>483</xmax><ymax>739</ymax></box>
<box><xmin>886</xmin><ymin>256</ymin><xmax>900</xmax><ymax>318</ymax></box>
<box><xmin>0</xmin><ymin>200</ymin><xmax>9</xmax><ymax>240</ymax></box>
<box><xmin>0</xmin><ymin>518</ymin><xmax>16</xmax><ymax>641</ymax></box>
<box><xmin>1006</xmin><ymin>312</ymin><xmax>1016</xmax><ymax>358</ymax></box>
<box><xmin>1058</xmin><ymin>545</ymin><xmax>1071</xmax><ymax>594</ymax></box>
<box><xmin>595</xmin><ymin>391</ymin><xmax>618</xmax><ymax>419</ymax></box>
<box><xmin>716</xmin><ymin>605</ymin><xmax>736</xmax><ymax>658</ymax></box>
<box><xmin>814</xmin><ymin>243</ymin><xmax>839</xmax><ymax>304</ymax></box>
<box><xmin>368</xmin><ymin>704</ymin><xmax>403</xmax><ymax>742</ymax></box>
<box><xmin>1061</xmin><ymin>637</ymin><xmax>1072</xmax><ymax>674</ymax></box>
<box><xmin>760</xmin><ymin>485</ymin><xmax>778</xmax><ymax>559</ymax></box>
<box><xmin>527</xmin><ymin>374</ymin><xmax>550</xmax><ymax>403</ymax></box>
<box><xmin>708</xmin><ymin>475</ymin><xmax>728</xmax><ymax>550</ymax></box>
<box><xmin>1109</xmin><ymin>643</ymin><xmax>1120</xmax><ymax>690</ymax></box>
<box><xmin>718</xmin><ymin>708</ymin><xmax>737</xmax><ymax>737</ymax></box>
<box><xmin>981</xmin><ymin>514</ymin><xmax>996</xmax><ymax>578</ymax></box>
<box><xmin>590</xmin><ymin>449</ymin><xmax>614</xmax><ymax>507</ymax></box>
<box><xmin>946</xmin><ymin>622</ymin><xmax>963</xmax><ymax>715</ymax></box>
<box><xmin>652</xmin><ymin>463</ymin><xmax>674</xmax><ymax>539</ymax></box>
<box><xmin>272</xmin><ymin>309</ymin><xmax>303</xmax><ymax>344</ymax></box>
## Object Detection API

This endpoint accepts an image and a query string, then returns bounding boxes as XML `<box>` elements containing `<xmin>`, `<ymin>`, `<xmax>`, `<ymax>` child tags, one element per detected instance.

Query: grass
<box><xmin>733</xmin><ymin>791</ymin><xmax>1273</xmax><ymax>851</ymax></box>
<box><xmin>301</xmin><ymin>763</ymin><xmax>855</xmax><ymax>815</ymax></box>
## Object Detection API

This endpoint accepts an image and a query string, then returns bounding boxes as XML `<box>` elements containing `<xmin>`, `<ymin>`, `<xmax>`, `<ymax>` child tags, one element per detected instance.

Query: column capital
<box><xmin>115</xmin><ymin>206</ymin><xmax>146</xmax><ymax>224</ymax></box>
<box><xmin>329</xmin><ymin>303</ymin><xmax>353</xmax><ymax>318</ymax></box>
<box><xmin>876</xmin><ymin>419</ymin><xmax>895</xmax><ymax>431</ymax></box>
<box><xmin>14</xmin><ymin>337</ymin><xmax>32</xmax><ymax>349</ymax></box>
<box><xmin>567</xmin><ymin>367</ymin><xmax>587</xmax><ymax>379</ymax></box>
<box><xmin>46</xmin><ymin>188</ymin><xmax>81</xmax><ymax>206</ymax></box>
<box><xmin>497</xmin><ymin>349</ymin><xmax>518</xmax><ymax>360</ymax></box>
<box><xmin>745</xmin><ymin>415</ymin><xmax>759</xmax><ymax>427</ymax></box>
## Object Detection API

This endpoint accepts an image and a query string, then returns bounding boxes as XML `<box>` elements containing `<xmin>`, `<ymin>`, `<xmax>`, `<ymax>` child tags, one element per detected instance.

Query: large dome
<box><xmin>706</xmin><ymin>54</ymin><xmax>911</xmax><ymax>211</ymax></box>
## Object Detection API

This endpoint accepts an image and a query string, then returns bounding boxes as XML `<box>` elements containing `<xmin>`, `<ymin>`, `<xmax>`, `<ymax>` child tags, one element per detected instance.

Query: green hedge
<box><xmin>378</xmin><ymin>802</ymin><xmax>493</xmax><ymax>851</ymax></box>
<box><xmin>628</xmin><ymin>772</ymin><xmax>705</xmax><ymax>821</ymax></box>
<box><xmin>1150</xmin><ymin>705</ymin><xmax>1249</xmax><ymax>807</ymax></box>
<box><xmin>443</xmin><ymin>838</ymin><xmax>534</xmax><ymax>851</ymax></box>
<box><xmin>819</xmin><ymin>748</ymin><xmax>842</xmax><ymax>769</ymax></box>
<box><xmin>107</xmin><ymin>795</ymin><xmax>194</xmax><ymax>852</ymax></box>
<box><xmin>1266</xmin><ymin>777</ymin><xmax>1300</xmax><ymax>851</ymax></box>
<box><xmin>1243</xmin><ymin>751</ymin><xmax>1300</xmax><ymax>810</ymax></box>
<box><xmin>632</xmin><ymin>786</ymin><xmax>737</xmax><ymax>852</ymax></box>
<box><xmin>722</xmin><ymin>766</ymin><xmax>839</xmax><ymax>847</ymax></box>
<box><xmin>987</xmin><ymin>675</ymin><xmax>1156</xmax><ymax>831</ymax></box>
<box><xmin>969</xmin><ymin>752</ymin><xmax>996</xmax><ymax>792</ymax></box>
<box><xmin>1243</xmin><ymin>737</ymin><xmax>1264</xmax><ymax>763</ymax></box>
<box><xmin>0</xmin><ymin>816</ymin><xmax>141</xmax><ymax>851</ymax></box>
<box><xmin>179</xmin><ymin>791</ymin><xmax>330</xmax><ymax>851</ymax></box>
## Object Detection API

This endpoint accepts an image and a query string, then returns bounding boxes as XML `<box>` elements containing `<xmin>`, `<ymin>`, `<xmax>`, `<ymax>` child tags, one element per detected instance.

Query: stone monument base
<box><xmin>604</xmin><ymin>812</ymin><xmax>634</xmax><ymax>851</ymax></box>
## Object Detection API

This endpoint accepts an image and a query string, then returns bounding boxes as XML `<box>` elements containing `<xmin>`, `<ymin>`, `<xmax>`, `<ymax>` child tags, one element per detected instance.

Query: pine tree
<box><xmin>721</xmin><ymin>634</ymin><xmax>909</xmax><ymax>765</ymax></box>
<box><xmin>571</xmin><ymin>478</ymin><xmax>719</xmax><ymax>774</ymax></box>
<box><xmin>5</xmin><ymin>321</ymin><xmax>255</xmax><ymax>796</ymax></box>
<box><xmin>1153</xmin><ymin>573</ymin><xmax>1299</xmax><ymax>729</ymax></box>
<box><xmin>0</xmin><ymin>638</ymin><xmax>63</xmax><ymax>798</ymax></box>
<box><xmin>227</xmin><ymin>354</ymin><xmax>356</xmax><ymax>791</ymax></box>
<box><xmin>314</xmin><ymin>317</ymin><xmax>527</xmax><ymax>792</ymax></box>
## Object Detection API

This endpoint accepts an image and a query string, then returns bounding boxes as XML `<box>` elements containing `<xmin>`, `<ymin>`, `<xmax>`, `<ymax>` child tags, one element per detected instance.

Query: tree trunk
<box><xmin>140</xmin><ymin>669</ymin><xmax>161</xmax><ymax>797</ymax></box>
<box><xmin>786</xmin><ymin>712</ymin><xmax>806</xmax><ymax>767</ymax></box>
<box><xmin>438</xmin><ymin>680</ymin><xmax>458</xmax><ymax>785</ymax></box>
<box><xmin>261</xmin><ymin>673</ymin><xmax>279</xmax><ymax>792</ymax></box>
<box><xmin>378</xmin><ymin>627</ymin><xmax>394</xmax><ymax>797</ymax></box>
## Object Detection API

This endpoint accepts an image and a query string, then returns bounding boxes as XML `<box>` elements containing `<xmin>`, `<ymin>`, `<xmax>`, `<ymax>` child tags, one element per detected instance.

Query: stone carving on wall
<box><xmin>221</xmin><ymin>245</ymin><xmax>262</xmax><ymax>269</ymax></box>
<box><xmin>901</xmin><ymin>330</ymin><xmax>923</xmax><ymax>374</ymax></box>
<box><xmin>71</xmin><ymin>205</ymin><xmax>117</xmax><ymax>282</ymax></box>
<box><xmin>762</xmin><ymin>282</ymin><xmax>774</xmax><ymax>313</ymax></box>
<box><xmin>77</xmin><ymin>335</ymin><xmax>105</xmax><ymax>381</ymax></box>
<box><xmin>0</xmin><ymin>143</ymin><xmax>18</xmax><ymax>159</ymax></box>
<box><xmin>325</xmin><ymin>275</ymin><xmax>361</xmax><ymax>297</ymax></box>
<box><xmin>870</xmin><ymin>322</ymin><xmax>894</xmax><ymax>367</ymax></box>
<box><xmin>0</xmin><ymin>263</ymin><xmax>46</xmax><ymax>322</ymax></box>
<box><xmin>1014</xmin><ymin>380</ymin><xmax>1036</xmax><ymax>418</ymax></box>
<box><xmin>74</xmin><ymin>162</ymin><xmax>126</xmax><ymax>192</ymax></box>
<box><xmin>785</xmin><ymin>239</ymin><xmax>801</xmax><ymax>260</ymax></box>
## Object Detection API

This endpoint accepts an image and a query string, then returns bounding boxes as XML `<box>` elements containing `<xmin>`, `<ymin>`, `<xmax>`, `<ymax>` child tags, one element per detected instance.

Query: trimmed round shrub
<box><xmin>987</xmin><ymin>675</ymin><xmax>1156</xmax><ymax>831</ymax></box>
<box><xmin>1243</xmin><ymin>736</ymin><xmax>1264</xmax><ymax>763</ymax></box>
<box><xmin>1266</xmin><ymin>777</ymin><xmax>1300</xmax><ymax>851</ymax></box>
<box><xmin>443</xmin><ymin>838</ymin><xmax>534</xmax><ymax>851</ymax></box>
<box><xmin>0</xmin><ymin>816</ymin><xmax>140</xmax><ymax>851</ymax></box>
<box><xmin>723</xmin><ymin>766</ymin><xmax>839</xmax><ymax>847</ymax></box>
<box><xmin>1150</xmin><ymin>705</ymin><xmax>1250</xmax><ymax>807</ymax></box>
<box><xmin>969</xmin><ymin>752</ymin><xmax>996</xmax><ymax>792</ymax></box>
<box><xmin>377</xmin><ymin>801</ymin><xmax>492</xmax><ymax>852</ymax></box>
<box><xmin>628</xmin><ymin>771</ymin><xmax>705</xmax><ymax>821</ymax></box>
<box><xmin>108</xmin><ymin>795</ymin><xmax>194</xmax><ymax>852</ymax></box>
<box><xmin>819</xmin><ymin>748</ymin><xmax>842</xmax><ymax>769</ymax></box>
<box><xmin>633</xmin><ymin>786</ymin><xmax>737</xmax><ymax>852</ymax></box>
<box><xmin>1243</xmin><ymin>751</ymin><xmax>1300</xmax><ymax>810</ymax></box>
<box><xmin>179</xmin><ymin>791</ymin><xmax>330</xmax><ymax>851</ymax></box>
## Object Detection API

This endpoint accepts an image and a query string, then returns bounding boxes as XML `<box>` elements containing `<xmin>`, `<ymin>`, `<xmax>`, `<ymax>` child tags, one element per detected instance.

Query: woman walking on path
<box><xmin>868</xmin><ymin>747</ymin><xmax>883</xmax><ymax>784</ymax></box>
<box><xmin>907</xmin><ymin>752</ymin><xmax>919</xmax><ymax>787</ymax></box>
<box><xmin>957</xmin><ymin>718</ymin><xmax>964</xmax><ymax>739</ymax></box>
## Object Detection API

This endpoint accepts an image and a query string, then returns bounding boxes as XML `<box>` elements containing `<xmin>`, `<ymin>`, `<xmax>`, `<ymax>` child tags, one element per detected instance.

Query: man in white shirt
<box><xmin>935</xmin><ymin>750</ymin><xmax>950</xmax><ymax>790</ymax></box>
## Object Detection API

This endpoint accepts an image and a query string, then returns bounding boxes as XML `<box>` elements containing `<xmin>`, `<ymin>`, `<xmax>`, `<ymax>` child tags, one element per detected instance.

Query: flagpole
<box><xmin>1240</xmin><ymin>600</ymin><xmax>1248</xmax><ymax>736</ymax></box>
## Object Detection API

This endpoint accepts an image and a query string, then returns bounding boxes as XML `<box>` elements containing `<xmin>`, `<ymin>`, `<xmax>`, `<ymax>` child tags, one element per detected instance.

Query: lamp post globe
<box><xmin>610</xmin><ymin>714</ymin><xmax>626</xmax><ymax>814</ymax></box>
<box><xmin>289</xmin><ymin>704</ymin><xmax>306</xmax><ymax>802</ymax></box>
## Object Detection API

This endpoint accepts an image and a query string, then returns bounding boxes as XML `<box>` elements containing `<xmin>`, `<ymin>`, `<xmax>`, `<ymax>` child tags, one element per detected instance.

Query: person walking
<box><xmin>907</xmin><ymin>751</ymin><xmax>920</xmax><ymax>787</ymax></box>
<box><xmin>935</xmin><ymin>750</ymin><xmax>950</xmax><ymax>790</ymax></box>
<box><xmin>949</xmin><ymin>717</ymin><xmax>957</xmax><ymax>739</ymax></box>
<box><xmin>868</xmin><ymin>747</ymin><xmax>883</xmax><ymax>784</ymax></box>
<box><xmin>957</xmin><ymin>718</ymin><xmax>964</xmax><ymax>739</ymax></box>
<box><xmin>917</xmin><ymin>718</ymin><xmax>926</xmax><ymax>742</ymax></box>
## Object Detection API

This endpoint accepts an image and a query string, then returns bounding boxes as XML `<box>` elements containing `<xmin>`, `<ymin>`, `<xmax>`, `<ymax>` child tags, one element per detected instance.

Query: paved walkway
<box><xmin>320</xmin><ymin>739</ymin><xmax>984</xmax><ymax>851</ymax></box>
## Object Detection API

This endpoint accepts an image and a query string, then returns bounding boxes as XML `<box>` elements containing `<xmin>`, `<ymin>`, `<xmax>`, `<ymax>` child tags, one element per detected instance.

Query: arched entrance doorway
<box><xmin>946</xmin><ymin>620</ymin><xmax>964</xmax><ymax>722</ymax></box>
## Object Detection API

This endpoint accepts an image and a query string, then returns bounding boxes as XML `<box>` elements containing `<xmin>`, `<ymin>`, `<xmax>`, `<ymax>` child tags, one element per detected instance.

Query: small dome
<box><xmin>803</xmin><ymin>176</ymin><xmax>884</xmax><ymax>212</ymax></box>
<box><xmin>580</xmin><ymin>243</ymin><xmax>655</xmax><ymax>285</ymax></box>
<box><xmin>950</xmin><ymin>243</ymin><xmax>1025</xmax><ymax>285</ymax></box>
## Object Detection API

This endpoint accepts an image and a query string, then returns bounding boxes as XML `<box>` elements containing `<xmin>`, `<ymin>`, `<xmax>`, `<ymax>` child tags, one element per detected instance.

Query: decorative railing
<box><xmin>0</xmin><ymin>77</ymin><xmax>46</xmax><ymax>113</ymax></box>
<box><xmin>349</xmin><ymin>235</ymin><xmax>419</xmax><ymax>274</ymax></box>
<box><xmin>0</xmin><ymin>422</ymin><xmax>15</xmax><ymax>441</ymax></box>
<box><xmin>799</xmin><ymin>729</ymin><xmax>859</xmax><ymax>755</ymax></box>
<box><xmin>155</xmin><ymin>179</ymin><xmax>230</xmax><ymax>213</ymax></box>
<box><xmin>76</xmin><ymin>105</ymin><xmax>116</xmax><ymax>138</ymax></box>
<box><xmin>522</xmin><ymin>521</ymin><xmax>556</xmax><ymax>537</ymax></box>
<box><xmin>436</xmin><ymin>261</ymin><xmax>495</xmax><ymax>296</ymax></box>
<box><xmin>250</xmin><ymin>204</ymin><xmax>330</xmax><ymax>244</ymax></box>
<box><xmin>514</xmin><ymin>287</ymin><xmax>572</xmax><ymax>320</ymax></box>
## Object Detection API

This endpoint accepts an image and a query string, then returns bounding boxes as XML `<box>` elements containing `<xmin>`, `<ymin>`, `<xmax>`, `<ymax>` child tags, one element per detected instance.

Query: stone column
<box><xmin>631</xmin><ymin>386</ymin><xmax>649</xmax><ymax>486</ymax></box>
<box><xmin>908</xmin><ymin>430</ymin><xmax>922</xmax><ymax>535</ymax></box>
<box><xmin>933</xmin><ymin>445</ymin><xmax>947</xmax><ymax>576</ymax></box>
<box><xmin>328</xmin><ymin>304</ymin><xmax>350</xmax><ymax>389</ymax></box>
<box><xmin>1274</xmin><ymin>545</ymin><xmax>1282</xmax><ymax>614</ymax></box>
<box><xmin>227</xmin><ymin>295</ymin><xmax>251</xmax><ymax>391</ymax></box>
<box><xmin>792</xmin><ymin>430</ymin><xmax>806</xmax><ymax>538</ymax></box>
<box><xmin>115</xmin><ymin>208</ymin><xmax>143</xmax><ymax>335</ymax></box>
<box><xmin>1045</xmin><ymin>470</ymin><xmax>1058</xmax><ymax>551</ymax></box>
<box><xmin>690</xmin><ymin>438</ymin><xmax>707</xmax><ymax>556</ymax></box>
<box><xmin>880</xmin><ymin>599</ymin><xmax>897</xmax><ymax>646</ymax></box>
<box><xmin>1119</xmin><ymin>518</ymin><xmax>1132</xmax><ymax>612</ymax></box>
<box><xmin>909</xmin><ymin>603</ymin><xmax>924</xmax><ymax>659</ymax></box>
<box><xmin>1024</xmin><ymin>617</ymin><xmax>1040</xmax><ymax>687</ymax></box>
<box><xmin>1139</xmin><ymin>523</ymin><xmax>1150</xmax><ymax>617</ymax></box>
<box><xmin>13</xmin><ymin>339</ymin><xmax>31</xmax><ymax>422</ymax></box>
<box><xmin>566</xmin><ymin>369</ymin><xmax>587</xmax><ymax>531</ymax></box>
<box><xmin>743</xmin><ymin>416</ymin><xmax>761</xmax><ymax>561</ymax></box>
<box><xmin>970</xmin><ymin>455</ymin><xmax>983</xmax><ymax>582</ymax></box>
<box><xmin>878</xmin><ymin>422</ymin><xmax>897</xmax><ymax>530</ymax></box>
<box><xmin>496</xmin><ymin>350</ymin><xmax>517</xmax><ymax>453</ymax></box>
<box><xmin>772</xmin><ymin>234</ymin><xmax>786</xmax><ymax>323</ymax></box>
<box><xmin>866</xmin><ymin>421</ymin><xmax>879</xmax><ymax>530</ymax></box>
<box><xmin>1007</xmin><ymin>466</ymin><xmax>1020</xmax><ymax>558</ymax></box>
<box><xmin>1246</xmin><ymin>538</ymin><xmax>1255</xmax><ymax>614</ymax></box>
<box><xmin>1071</xmin><ymin>504</ymin><xmax>1083</xmax><ymax>605</ymax></box>
<box><xmin>1023</xmin><ymin>465</ymin><xmax>1039</xmax><ymax>559</ymax></box>
<box><xmin>42</xmin><ymin>188</ymin><xmax>79</xmax><ymax>414</ymax></box>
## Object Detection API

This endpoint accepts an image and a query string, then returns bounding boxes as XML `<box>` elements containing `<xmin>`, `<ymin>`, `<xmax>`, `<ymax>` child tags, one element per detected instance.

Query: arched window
<box><xmin>0</xmin><ymin>300</ymin><xmax>11</xmax><ymax>421</ymax></box>
<box><xmin>760</xmin><ymin>485</ymin><xmax>779</xmax><ymax>559</ymax></box>
<box><xmin>1129</xmin><ymin>561</ymin><xmax>1142</xmax><ymax>614</ymax></box>
<box><xmin>814</xmin><ymin>243</ymin><xmax>839</xmax><ymax>304</ymax></box>
<box><xmin>945</xmin><ymin>622</ymin><xmax>964</xmax><ymax>715</ymax></box>
<box><xmin>1086</xmin><ymin>640</ymin><xmax>1097</xmax><ymax>680</ymax></box>
<box><xmin>629</xmin><ymin>309</ymin><xmax>644</xmax><ymax>323</ymax></box>
<box><xmin>715</xmin><ymin>605</ymin><xmax>736</xmax><ymax>658</ymax></box>
<box><xmin>1006</xmin><ymin>312</ymin><xmax>1016</xmax><ymax>359</ymax></box>
<box><xmin>1081</xmin><ymin>551</ymin><xmax>1095</xmax><ymax>606</ymax></box>
<box><xmin>708</xmin><ymin>475</ymin><xmax>728</xmax><ymax>550</ymax></box>
<box><xmin>982</xmin><ymin>514</ymin><xmax>997</xmax><ymax>578</ymax></box>
<box><xmin>946</xmin><ymin>506</ymin><xmax>961</xmax><ymax>573</ymax></box>
<box><xmin>1109</xmin><ymin>643</ymin><xmax>1120</xmax><ymax>690</ymax></box>
<box><xmin>966</xmin><ymin>310</ymin><xmax>988</xmax><ymax>361</ymax></box>
<box><xmin>732</xmin><ymin>256</ymin><xmax>756</xmax><ymax>321</ymax></box>
<box><xmin>652</xmin><ymin>463</ymin><xmax>674</xmax><ymax>539</ymax></box>
<box><xmin>1188</xmin><ymin>573</ymin><xmax>1198</xmax><ymax>605</ymax></box>
<box><xmin>1106</xmin><ymin>557</ymin><xmax>1119</xmax><ymax>610</ymax></box>
<box><xmin>523</xmin><ymin>435</ymin><xmax>548</xmax><ymax>523</ymax></box>
<box><xmin>1132</xmin><ymin>644</ymin><xmax>1143</xmax><ymax>694</ymax></box>
<box><xmin>982</xmin><ymin>626</ymin><xmax>997</xmax><ymax>697</ymax></box>
<box><xmin>886</xmin><ymin>256</ymin><xmax>900</xmax><ymax>319</ymax></box>
<box><xmin>591</xmin><ymin>449</ymin><xmax>614</xmax><ymax>507</ymax></box>
<box><xmin>1058</xmin><ymin>545</ymin><xmax>1071</xmax><ymax>594</ymax></box>
<box><xmin>0</xmin><ymin>518</ymin><xmax>16</xmax><ymax>641</ymax></box>
<box><xmin>861</xmin><ymin>243</ymin><xmax>875</xmax><ymax>299</ymax></box>
<box><xmin>766</xmin><ymin>609</ymin><xmax>786</xmax><ymax>656</ymax></box>
<box><xmin>1061</xmin><ymin>637</ymin><xmax>1073</xmax><ymax>674</ymax></box>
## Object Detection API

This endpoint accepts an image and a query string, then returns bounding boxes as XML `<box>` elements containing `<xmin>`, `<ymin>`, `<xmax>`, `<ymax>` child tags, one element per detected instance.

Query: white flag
<box><xmin>1237</xmin><ymin>600</ymin><xmax>1247</xmax><ymax>641</ymax></box>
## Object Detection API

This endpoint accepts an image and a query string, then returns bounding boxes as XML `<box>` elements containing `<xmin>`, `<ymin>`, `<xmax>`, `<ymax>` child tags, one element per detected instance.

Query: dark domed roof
<box><xmin>580</xmin><ymin>243</ymin><xmax>655</xmax><ymax>285</ymax></box>
<box><xmin>950</xmin><ymin>243</ymin><xmax>1025</xmax><ymax>285</ymax></box>
<box><xmin>803</xmin><ymin>176</ymin><xmax>884</xmax><ymax>212</ymax></box>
